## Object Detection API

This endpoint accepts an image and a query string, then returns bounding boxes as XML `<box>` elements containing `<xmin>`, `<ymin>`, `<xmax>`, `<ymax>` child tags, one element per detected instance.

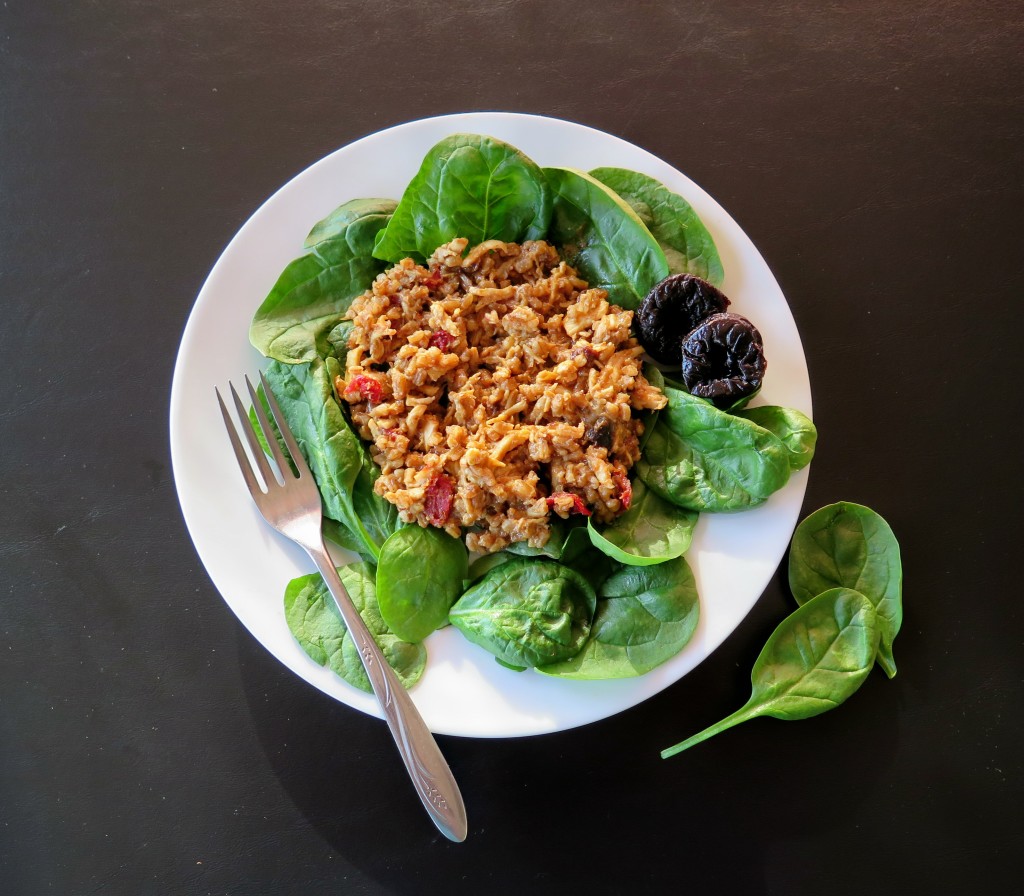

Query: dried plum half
<box><xmin>680</xmin><ymin>313</ymin><xmax>766</xmax><ymax>408</ymax></box>
<box><xmin>636</xmin><ymin>273</ymin><xmax>731</xmax><ymax>364</ymax></box>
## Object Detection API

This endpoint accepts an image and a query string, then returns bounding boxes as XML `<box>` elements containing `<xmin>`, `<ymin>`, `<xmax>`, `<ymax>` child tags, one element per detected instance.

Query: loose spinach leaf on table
<box><xmin>788</xmin><ymin>502</ymin><xmax>902</xmax><ymax>678</ymax></box>
<box><xmin>539</xmin><ymin>555</ymin><xmax>699</xmax><ymax>679</ymax></box>
<box><xmin>376</xmin><ymin>525</ymin><xmax>468</xmax><ymax>643</ymax></box>
<box><xmin>735</xmin><ymin>405</ymin><xmax>817</xmax><ymax>472</ymax></box>
<box><xmin>372</xmin><ymin>134</ymin><xmax>552</xmax><ymax>263</ymax></box>
<box><xmin>284</xmin><ymin>562</ymin><xmax>426</xmax><ymax>693</ymax></box>
<box><xmin>586</xmin><ymin>478</ymin><xmax>698</xmax><ymax>566</ymax></box>
<box><xmin>449</xmin><ymin>558</ymin><xmax>597</xmax><ymax>668</ymax></box>
<box><xmin>662</xmin><ymin>587</ymin><xmax>880</xmax><ymax>756</ymax></box>
<box><xmin>544</xmin><ymin>166</ymin><xmax>669</xmax><ymax>310</ymax></box>
<box><xmin>589</xmin><ymin>167</ymin><xmax>724</xmax><ymax>287</ymax></box>
<box><xmin>250</xmin><ymin>198</ymin><xmax>395</xmax><ymax>364</ymax></box>
<box><xmin>636</xmin><ymin>386</ymin><xmax>791</xmax><ymax>511</ymax></box>
<box><xmin>261</xmin><ymin>358</ymin><xmax>400</xmax><ymax>560</ymax></box>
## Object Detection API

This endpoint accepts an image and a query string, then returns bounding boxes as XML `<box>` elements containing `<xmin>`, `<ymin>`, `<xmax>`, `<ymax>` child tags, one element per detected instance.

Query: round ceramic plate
<box><xmin>169</xmin><ymin>112</ymin><xmax>811</xmax><ymax>738</ymax></box>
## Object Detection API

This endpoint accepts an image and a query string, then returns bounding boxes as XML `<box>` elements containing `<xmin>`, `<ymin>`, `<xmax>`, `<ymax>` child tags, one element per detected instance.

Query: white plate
<box><xmin>169</xmin><ymin>112</ymin><xmax>811</xmax><ymax>738</ymax></box>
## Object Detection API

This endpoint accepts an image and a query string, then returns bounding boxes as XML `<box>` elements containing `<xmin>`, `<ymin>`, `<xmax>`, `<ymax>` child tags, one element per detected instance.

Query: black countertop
<box><xmin>3</xmin><ymin>2</ymin><xmax>1021</xmax><ymax>893</ymax></box>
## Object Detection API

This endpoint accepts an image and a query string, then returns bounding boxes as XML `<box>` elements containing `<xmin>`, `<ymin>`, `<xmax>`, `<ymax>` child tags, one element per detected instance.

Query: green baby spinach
<box><xmin>284</xmin><ymin>562</ymin><xmax>426</xmax><ymax>693</ymax></box>
<box><xmin>545</xmin><ymin>166</ymin><xmax>669</xmax><ymax>309</ymax></box>
<box><xmin>639</xmin><ymin>364</ymin><xmax>665</xmax><ymax>453</ymax></box>
<box><xmin>376</xmin><ymin>525</ymin><xmax>468</xmax><ymax>643</ymax></box>
<box><xmin>735</xmin><ymin>405</ymin><xmax>817</xmax><ymax>472</ymax></box>
<box><xmin>261</xmin><ymin>358</ymin><xmax>400</xmax><ymax>560</ymax></box>
<box><xmin>503</xmin><ymin>518</ymin><xmax>572</xmax><ymax>560</ymax></box>
<box><xmin>321</xmin><ymin>517</ymin><xmax>371</xmax><ymax>558</ymax></box>
<box><xmin>539</xmin><ymin>556</ymin><xmax>699</xmax><ymax>679</ymax></box>
<box><xmin>589</xmin><ymin>167</ymin><xmax>724</xmax><ymax>287</ymax></box>
<box><xmin>662</xmin><ymin>587</ymin><xmax>880</xmax><ymax>757</ymax></box>
<box><xmin>636</xmin><ymin>386</ymin><xmax>791</xmax><ymax>512</ymax></box>
<box><xmin>250</xmin><ymin>198</ymin><xmax>395</xmax><ymax>364</ymax></box>
<box><xmin>449</xmin><ymin>558</ymin><xmax>597</xmax><ymax>668</ymax></box>
<box><xmin>788</xmin><ymin>502</ymin><xmax>902</xmax><ymax>678</ymax></box>
<box><xmin>325</xmin><ymin>319</ymin><xmax>354</xmax><ymax>366</ymax></box>
<box><xmin>465</xmin><ymin>550</ymin><xmax>515</xmax><ymax>584</ymax></box>
<box><xmin>586</xmin><ymin>478</ymin><xmax>698</xmax><ymax>566</ymax></box>
<box><xmin>323</xmin><ymin>358</ymin><xmax>404</xmax><ymax>558</ymax></box>
<box><xmin>372</xmin><ymin>134</ymin><xmax>551</xmax><ymax>263</ymax></box>
<box><xmin>249</xmin><ymin>382</ymin><xmax>371</xmax><ymax>558</ymax></box>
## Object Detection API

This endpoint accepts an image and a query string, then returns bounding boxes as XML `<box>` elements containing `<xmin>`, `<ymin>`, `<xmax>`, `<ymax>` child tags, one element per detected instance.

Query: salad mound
<box><xmin>339</xmin><ymin>237</ymin><xmax>665</xmax><ymax>554</ymax></box>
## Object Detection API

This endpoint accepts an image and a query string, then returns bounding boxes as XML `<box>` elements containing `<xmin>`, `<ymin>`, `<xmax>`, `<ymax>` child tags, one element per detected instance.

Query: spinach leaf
<box><xmin>372</xmin><ymin>134</ymin><xmax>551</xmax><ymax>263</ymax></box>
<box><xmin>248</xmin><ymin>382</ymin><xmax>372</xmax><ymax>557</ymax></box>
<box><xmin>503</xmin><ymin>518</ymin><xmax>572</xmax><ymax>559</ymax></box>
<box><xmin>788</xmin><ymin>502</ymin><xmax>902</xmax><ymax>678</ymax></box>
<box><xmin>465</xmin><ymin>551</ymin><xmax>515</xmax><ymax>584</ymax></box>
<box><xmin>735</xmin><ymin>405</ymin><xmax>817</xmax><ymax>472</ymax></box>
<box><xmin>250</xmin><ymin>198</ymin><xmax>395</xmax><ymax>363</ymax></box>
<box><xmin>639</xmin><ymin>363</ymin><xmax>665</xmax><ymax>452</ymax></box>
<box><xmin>589</xmin><ymin>167</ymin><xmax>724</xmax><ymax>287</ymax></box>
<box><xmin>587</xmin><ymin>478</ymin><xmax>698</xmax><ymax>566</ymax></box>
<box><xmin>636</xmin><ymin>386</ymin><xmax>791</xmax><ymax>511</ymax></box>
<box><xmin>376</xmin><ymin>525</ymin><xmax>468</xmax><ymax>643</ymax></box>
<box><xmin>661</xmin><ymin>372</ymin><xmax>759</xmax><ymax>413</ymax></box>
<box><xmin>448</xmin><ymin>558</ymin><xmax>597</xmax><ymax>668</ymax></box>
<box><xmin>544</xmin><ymin>166</ymin><xmax>669</xmax><ymax>309</ymax></box>
<box><xmin>662</xmin><ymin>588</ymin><xmax>880</xmax><ymax>756</ymax></box>
<box><xmin>262</xmin><ymin>358</ymin><xmax>400</xmax><ymax>559</ymax></box>
<box><xmin>303</xmin><ymin>198</ymin><xmax>393</xmax><ymax>248</ymax></box>
<box><xmin>321</xmin><ymin>517</ymin><xmax>371</xmax><ymax>558</ymax></box>
<box><xmin>322</xmin><ymin>355</ymin><xmax>401</xmax><ymax>553</ymax></box>
<box><xmin>325</xmin><ymin>319</ymin><xmax>354</xmax><ymax>366</ymax></box>
<box><xmin>539</xmin><ymin>556</ymin><xmax>699</xmax><ymax>679</ymax></box>
<box><xmin>551</xmin><ymin>523</ymin><xmax>621</xmax><ymax>594</ymax></box>
<box><xmin>660</xmin><ymin>371</ymin><xmax>688</xmax><ymax>392</ymax></box>
<box><xmin>284</xmin><ymin>562</ymin><xmax>426</xmax><ymax>693</ymax></box>
<box><xmin>559</xmin><ymin>525</ymin><xmax>595</xmax><ymax>566</ymax></box>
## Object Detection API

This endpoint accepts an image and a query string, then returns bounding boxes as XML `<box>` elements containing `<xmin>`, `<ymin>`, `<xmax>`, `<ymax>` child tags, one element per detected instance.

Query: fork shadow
<box><xmin>235</xmin><ymin>575</ymin><xmax>902</xmax><ymax>894</ymax></box>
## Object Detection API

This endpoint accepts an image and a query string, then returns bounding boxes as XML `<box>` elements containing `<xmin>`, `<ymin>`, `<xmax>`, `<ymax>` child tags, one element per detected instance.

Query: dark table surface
<box><xmin>3</xmin><ymin>2</ymin><xmax>1022</xmax><ymax>893</ymax></box>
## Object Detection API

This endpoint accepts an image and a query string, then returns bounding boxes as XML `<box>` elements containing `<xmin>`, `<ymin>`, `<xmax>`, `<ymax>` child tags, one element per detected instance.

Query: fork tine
<box><xmin>216</xmin><ymin>386</ymin><xmax>265</xmax><ymax>497</ymax></box>
<box><xmin>244</xmin><ymin>375</ymin><xmax>293</xmax><ymax>480</ymax></box>
<box><xmin>258</xmin><ymin>370</ymin><xmax>313</xmax><ymax>480</ymax></box>
<box><xmin>228</xmin><ymin>381</ymin><xmax>279</xmax><ymax>490</ymax></box>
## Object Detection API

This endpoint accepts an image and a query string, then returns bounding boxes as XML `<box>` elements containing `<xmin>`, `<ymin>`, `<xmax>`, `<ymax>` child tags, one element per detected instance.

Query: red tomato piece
<box><xmin>424</xmin><ymin>474</ymin><xmax>455</xmax><ymax>526</ymax></box>
<box><xmin>546</xmin><ymin>491</ymin><xmax>592</xmax><ymax>517</ymax></box>
<box><xmin>613</xmin><ymin>470</ymin><xmax>632</xmax><ymax>510</ymax></box>
<box><xmin>343</xmin><ymin>375</ymin><xmax>383</xmax><ymax>404</ymax></box>
<box><xmin>429</xmin><ymin>330</ymin><xmax>455</xmax><ymax>352</ymax></box>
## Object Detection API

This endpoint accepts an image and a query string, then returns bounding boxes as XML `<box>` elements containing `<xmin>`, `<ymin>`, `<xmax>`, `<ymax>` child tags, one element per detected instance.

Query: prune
<box><xmin>636</xmin><ymin>273</ymin><xmax>731</xmax><ymax>364</ymax></box>
<box><xmin>680</xmin><ymin>313</ymin><xmax>766</xmax><ymax>408</ymax></box>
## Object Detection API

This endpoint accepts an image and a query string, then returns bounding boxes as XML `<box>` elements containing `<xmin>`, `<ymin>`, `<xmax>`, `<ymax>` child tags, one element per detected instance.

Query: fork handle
<box><xmin>304</xmin><ymin>540</ymin><xmax>468</xmax><ymax>843</ymax></box>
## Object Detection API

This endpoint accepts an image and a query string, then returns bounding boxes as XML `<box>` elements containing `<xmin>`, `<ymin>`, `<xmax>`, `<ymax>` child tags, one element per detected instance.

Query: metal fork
<box><xmin>216</xmin><ymin>372</ymin><xmax>467</xmax><ymax>843</ymax></box>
